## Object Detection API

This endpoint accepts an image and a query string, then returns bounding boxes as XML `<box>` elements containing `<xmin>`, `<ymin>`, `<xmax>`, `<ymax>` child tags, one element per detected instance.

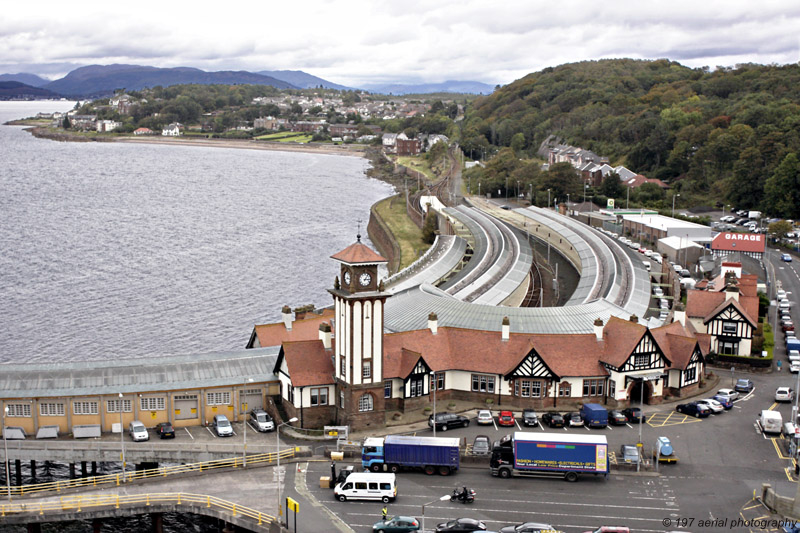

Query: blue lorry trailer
<box><xmin>361</xmin><ymin>435</ymin><xmax>460</xmax><ymax>475</ymax></box>
<box><xmin>490</xmin><ymin>432</ymin><xmax>609</xmax><ymax>481</ymax></box>
<box><xmin>580</xmin><ymin>403</ymin><xmax>609</xmax><ymax>428</ymax></box>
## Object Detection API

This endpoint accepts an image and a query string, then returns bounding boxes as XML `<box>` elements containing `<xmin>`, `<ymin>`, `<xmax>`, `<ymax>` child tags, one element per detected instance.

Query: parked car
<box><xmin>565</xmin><ymin>411</ymin><xmax>584</xmax><ymax>427</ymax></box>
<box><xmin>712</xmin><ymin>395</ymin><xmax>734</xmax><ymax>409</ymax></box>
<box><xmin>373</xmin><ymin>516</ymin><xmax>420</xmax><ymax>532</ymax></box>
<box><xmin>778</xmin><ymin>289</ymin><xmax>787</xmax><ymax>300</ymax></box>
<box><xmin>619</xmin><ymin>445</ymin><xmax>640</xmax><ymax>465</ymax></box>
<box><xmin>497</xmin><ymin>411</ymin><xmax>516</xmax><ymax>427</ymax></box>
<box><xmin>212</xmin><ymin>414</ymin><xmax>233</xmax><ymax>437</ymax></box>
<box><xmin>435</xmin><ymin>518</ymin><xmax>487</xmax><ymax>532</ymax></box>
<box><xmin>583</xmin><ymin>527</ymin><xmax>630</xmax><ymax>533</ymax></box>
<box><xmin>734</xmin><ymin>378</ymin><xmax>754</xmax><ymax>393</ymax></box>
<box><xmin>621</xmin><ymin>407</ymin><xmax>645</xmax><ymax>423</ymax></box>
<box><xmin>783</xmin><ymin>322</ymin><xmax>795</xmax><ymax>333</ymax></box>
<box><xmin>472</xmin><ymin>435</ymin><xmax>492</xmax><ymax>456</ymax></box>
<box><xmin>608</xmin><ymin>410</ymin><xmax>628</xmax><ymax>425</ymax></box>
<box><xmin>541</xmin><ymin>412</ymin><xmax>565</xmax><ymax>428</ymax></box>
<box><xmin>791</xmin><ymin>361</ymin><xmax>800</xmax><ymax>373</ymax></box>
<box><xmin>776</xmin><ymin>387</ymin><xmax>794</xmax><ymax>402</ymax></box>
<box><xmin>249</xmin><ymin>409</ymin><xmax>275</xmax><ymax>432</ymax></box>
<box><xmin>717</xmin><ymin>388</ymin><xmax>739</xmax><ymax>401</ymax></box>
<box><xmin>676</xmin><ymin>402</ymin><xmax>711</xmax><ymax>418</ymax></box>
<box><xmin>521</xmin><ymin>409</ymin><xmax>539</xmax><ymax>427</ymax></box>
<box><xmin>653</xmin><ymin>287</ymin><xmax>664</xmax><ymax>297</ymax></box>
<box><xmin>695</xmin><ymin>398</ymin><xmax>724</xmax><ymax>414</ymax></box>
<box><xmin>429</xmin><ymin>412</ymin><xmax>470</xmax><ymax>432</ymax></box>
<box><xmin>128</xmin><ymin>420</ymin><xmax>149</xmax><ymax>442</ymax></box>
<box><xmin>499</xmin><ymin>522</ymin><xmax>558</xmax><ymax>533</ymax></box>
<box><xmin>476</xmin><ymin>410</ymin><xmax>494</xmax><ymax>425</ymax></box>
<box><xmin>155</xmin><ymin>422</ymin><xmax>175</xmax><ymax>439</ymax></box>
<box><xmin>783</xmin><ymin>254</ymin><xmax>793</xmax><ymax>262</ymax></box>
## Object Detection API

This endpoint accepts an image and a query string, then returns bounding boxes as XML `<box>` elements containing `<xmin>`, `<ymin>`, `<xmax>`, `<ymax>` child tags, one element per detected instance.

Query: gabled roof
<box><xmin>275</xmin><ymin>340</ymin><xmax>334</xmax><ymax>387</ymax></box>
<box><xmin>383</xmin><ymin>327</ymin><xmax>607</xmax><ymax>380</ymax></box>
<box><xmin>703</xmin><ymin>297</ymin><xmax>758</xmax><ymax>327</ymax></box>
<box><xmin>597</xmin><ymin>316</ymin><xmax>649</xmax><ymax>368</ymax></box>
<box><xmin>650</xmin><ymin>321</ymin><xmax>702</xmax><ymax>369</ymax></box>
<box><xmin>250</xmin><ymin>308</ymin><xmax>334</xmax><ymax>348</ymax></box>
<box><xmin>330</xmin><ymin>240</ymin><xmax>387</xmax><ymax>265</ymax></box>
<box><xmin>685</xmin><ymin>290</ymin><xmax>758</xmax><ymax>324</ymax></box>
<box><xmin>711</xmin><ymin>232</ymin><xmax>765</xmax><ymax>253</ymax></box>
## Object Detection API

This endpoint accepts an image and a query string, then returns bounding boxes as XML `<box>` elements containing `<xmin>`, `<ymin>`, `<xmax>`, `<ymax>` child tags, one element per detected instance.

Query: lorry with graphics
<box><xmin>361</xmin><ymin>435</ymin><xmax>460</xmax><ymax>475</ymax></box>
<box><xmin>490</xmin><ymin>432</ymin><xmax>609</xmax><ymax>481</ymax></box>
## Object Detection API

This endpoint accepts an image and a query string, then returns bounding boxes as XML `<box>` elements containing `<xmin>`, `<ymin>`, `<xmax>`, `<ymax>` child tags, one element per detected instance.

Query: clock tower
<box><xmin>329</xmin><ymin>234</ymin><xmax>390</xmax><ymax>429</ymax></box>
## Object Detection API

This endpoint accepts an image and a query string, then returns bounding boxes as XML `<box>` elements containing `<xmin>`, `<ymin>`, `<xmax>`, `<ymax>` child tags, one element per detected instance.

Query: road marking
<box><xmin>206</xmin><ymin>426</ymin><xmax>216</xmax><ymax>437</ymax></box>
<box><xmin>184</xmin><ymin>427</ymin><xmax>194</xmax><ymax>440</ymax></box>
<box><xmin>768</xmin><ymin>402</ymin><xmax>778</xmax><ymax>411</ymax></box>
<box><xmin>296</xmin><ymin>462</ymin><xmax>355</xmax><ymax>533</ymax></box>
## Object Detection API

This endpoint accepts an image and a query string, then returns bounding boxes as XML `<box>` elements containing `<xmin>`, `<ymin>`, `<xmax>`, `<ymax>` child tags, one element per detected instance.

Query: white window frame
<box><xmin>384</xmin><ymin>380</ymin><xmax>392</xmax><ymax>399</ymax></box>
<box><xmin>106</xmin><ymin>399</ymin><xmax>132</xmax><ymax>413</ymax></box>
<box><xmin>6</xmin><ymin>404</ymin><xmax>31</xmax><ymax>417</ymax></box>
<box><xmin>206</xmin><ymin>392</ymin><xmax>231</xmax><ymax>406</ymax></box>
<box><xmin>140</xmin><ymin>397</ymin><xmax>166</xmax><ymax>411</ymax></box>
<box><xmin>362</xmin><ymin>360</ymin><xmax>371</xmax><ymax>379</ymax></box>
<box><xmin>39</xmin><ymin>403</ymin><xmax>65</xmax><ymax>416</ymax></box>
<box><xmin>358</xmin><ymin>393</ymin><xmax>373</xmax><ymax>412</ymax></box>
<box><xmin>73</xmin><ymin>401</ymin><xmax>99</xmax><ymax>415</ymax></box>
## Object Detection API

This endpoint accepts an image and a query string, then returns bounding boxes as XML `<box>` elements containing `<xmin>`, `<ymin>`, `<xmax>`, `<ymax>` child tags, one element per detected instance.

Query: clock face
<box><xmin>343</xmin><ymin>271</ymin><xmax>351</xmax><ymax>286</ymax></box>
<box><xmin>359</xmin><ymin>272</ymin><xmax>372</xmax><ymax>287</ymax></box>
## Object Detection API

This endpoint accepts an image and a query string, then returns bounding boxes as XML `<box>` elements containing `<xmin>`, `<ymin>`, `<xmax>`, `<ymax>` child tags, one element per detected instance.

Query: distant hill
<box><xmin>361</xmin><ymin>80</ymin><xmax>496</xmax><ymax>95</ymax></box>
<box><xmin>0</xmin><ymin>73</ymin><xmax>50</xmax><ymax>87</ymax></box>
<box><xmin>257</xmin><ymin>70</ymin><xmax>351</xmax><ymax>90</ymax></box>
<box><xmin>0</xmin><ymin>81</ymin><xmax>61</xmax><ymax>100</ymax></box>
<box><xmin>42</xmin><ymin>64</ymin><xmax>298</xmax><ymax>98</ymax></box>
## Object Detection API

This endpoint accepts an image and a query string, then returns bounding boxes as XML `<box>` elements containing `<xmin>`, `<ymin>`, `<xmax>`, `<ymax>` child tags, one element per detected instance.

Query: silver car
<box><xmin>212</xmin><ymin>414</ymin><xmax>233</xmax><ymax>437</ymax></box>
<box><xmin>249</xmin><ymin>409</ymin><xmax>275</xmax><ymax>432</ymax></box>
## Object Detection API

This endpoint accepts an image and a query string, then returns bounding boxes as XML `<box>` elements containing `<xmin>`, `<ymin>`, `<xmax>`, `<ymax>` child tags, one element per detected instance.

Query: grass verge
<box><xmin>374</xmin><ymin>195</ymin><xmax>430</xmax><ymax>271</ymax></box>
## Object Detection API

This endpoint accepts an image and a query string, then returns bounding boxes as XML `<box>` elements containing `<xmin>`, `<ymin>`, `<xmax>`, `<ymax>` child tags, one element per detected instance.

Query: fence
<box><xmin>0</xmin><ymin>492</ymin><xmax>275</xmax><ymax>527</ymax></box>
<box><xmin>3</xmin><ymin>449</ymin><xmax>295</xmax><ymax>498</ymax></box>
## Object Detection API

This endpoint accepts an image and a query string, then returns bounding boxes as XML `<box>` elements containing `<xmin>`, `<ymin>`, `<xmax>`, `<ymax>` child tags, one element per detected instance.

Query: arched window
<box><xmin>558</xmin><ymin>382</ymin><xmax>571</xmax><ymax>397</ymax></box>
<box><xmin>358</xmin><ymin>393</ymin><xmax>373</xmax><ymax>412</ymax></box>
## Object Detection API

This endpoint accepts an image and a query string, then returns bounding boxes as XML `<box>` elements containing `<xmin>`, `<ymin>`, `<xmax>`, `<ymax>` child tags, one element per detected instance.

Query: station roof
<box><xmin>0</xmin><ymin>346</ymin><xmax>280</xmax><ymax>399</ymax></box>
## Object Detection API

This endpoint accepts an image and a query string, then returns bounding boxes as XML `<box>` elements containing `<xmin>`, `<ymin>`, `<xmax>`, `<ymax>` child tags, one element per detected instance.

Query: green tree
<box><xmin>768</xmin><ymin>220</ymin><xmax>793</xmax><ymax>240</ymax></box>
<box><xmin>764</xmin><ymin>153</ymin><xmax>800</xmax><ymax>218</ymax></box>
<box><xmin>598</xmin><ymin>172</ymin><xmax>625</xmax><ymax>199</ymax></box>
<box><xmin>62</xmin><ymin>116</ymin><xmax>71</xmax><ymax>129</ymax></box>
<box><xmin>510</xmin><ymin>133</ymin><xmax>525</xmax><ymax>155</ymax></box>
<box><xmin>538</xmin><ymin>162</ymin><xmax>581</xmax><ymax>202</ymax></box>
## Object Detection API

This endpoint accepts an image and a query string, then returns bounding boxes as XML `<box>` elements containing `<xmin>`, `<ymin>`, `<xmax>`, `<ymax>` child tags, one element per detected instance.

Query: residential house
<box><xmin>162</xmin><ymin>123</ymin><xmax>183</xmax><ymax>136</ymax></box>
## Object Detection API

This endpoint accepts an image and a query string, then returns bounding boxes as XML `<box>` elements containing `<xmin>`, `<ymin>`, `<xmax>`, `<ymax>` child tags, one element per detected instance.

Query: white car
<box><xmin>696</xmin><ymin>398</ymin><xmax>724</xmax><ymax>414</ymax></box>
<box><xmin>791</xmin><ymin>361</ymin><xmax>800</xmax><ymax>373</ymax></box>
<box><xmin>644</xmin><ymin>249</ymin><xmax>654</xmax><ymax>257</ymax></box>
<box><xmin>775</xmin><ymin>387</ymin><xmax>794</xmax><ymax>402</ymax></box>
<box><xmin>653</xmin><ymin>287</ymin><xmax>664</xmax><ymax>297</ymax></box>
<box><xmin>777</xmin><ymin>289</ymin><xmax>787</xmax><ymax>300</ymax></box>
<box><xmin>716</xmin><ymin>388</ymin><xmax>739</xmax><ymax>402</ymax></box>
<box><xmin>476</xmin><ymin>409</ymin><xmax>494</xmax><ymax>425</ymax></box>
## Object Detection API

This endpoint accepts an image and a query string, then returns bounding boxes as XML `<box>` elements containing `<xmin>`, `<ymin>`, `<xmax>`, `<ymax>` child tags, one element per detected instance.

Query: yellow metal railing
<box><xmin>5</xmin><ymin>449</ymin><xmax>295</xmax><ymax>498</ymax></box>
<box><xmin>0</xmin><ymin>492</ymin><xmax>274</xmax><ymax>526</ymax></box>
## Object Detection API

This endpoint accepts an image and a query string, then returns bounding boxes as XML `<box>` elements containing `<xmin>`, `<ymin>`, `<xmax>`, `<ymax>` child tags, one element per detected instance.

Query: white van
<box><xmin>334</xmin><ymin>472</ymin><xmax>396</xmax><ymax>503</ymax></box>
<box><xmin>128</xmin><ymin>420</ymin><xmax>149</xmax><ymax>442</ymax></box>
<box><xmin>760</xmin><ymin>410</ymin><xmax>783</xmax><ymax>435</ymax></box>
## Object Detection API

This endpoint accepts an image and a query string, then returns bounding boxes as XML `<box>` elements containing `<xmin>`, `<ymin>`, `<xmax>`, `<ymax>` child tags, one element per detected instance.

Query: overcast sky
<box><xmin>3</xmin><ymin>1</ymin><xmax>799</xmax><ymax>87</ymax></box>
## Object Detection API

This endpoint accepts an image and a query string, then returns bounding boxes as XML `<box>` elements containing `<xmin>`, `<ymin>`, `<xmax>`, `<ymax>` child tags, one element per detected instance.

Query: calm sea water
<box><xmin>0</xmin><ymin>101</ymin><xmax>394</xmax><ymax>363</ymax></box>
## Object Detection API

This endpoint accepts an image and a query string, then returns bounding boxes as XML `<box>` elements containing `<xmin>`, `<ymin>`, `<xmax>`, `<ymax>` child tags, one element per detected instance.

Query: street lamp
<box><xmin>671</xmin><ymin>193</ymin><xmax>681</xmax><ymax>218</ymax></box>
<box><xmin>242</xmin><ymin>377</ymin><xmax>254</xmax><ymax>467</ymax></box>
<box><xmin>119</xmin><ymin>393</ymin><xmax>125</xmax><ymax>481</ymax></box>
<box><xmin>422</xmin><ymin>495</ymin><xmax>451</xmax><ymax>533</ymax></box>
<box><xmin>636</xmin><ymin>377</ymin><xmax>649</xmax><ymax>473</ymax></box>
<box><xmin>730</xmin><ymin>366</ymin><xmax>735</xmax><ymax>388</ymax></box>
<box><xmin>3</xmin><ymin>406</ymin><xmax>10</xmax><ymax>501</ymax></box>
<box><xmin>626</xmin><ymin>186</ymin><xmax>630</xmax><ymax>209</ymax></box>
<box><xmin>431</xmin><ymin>371</ymin><xmax>437</xmax><ymax>438</ymax></box>
<box><xmin>276</xmin><ymin>416</ymin><xmax>298</xmax><ymax>525</ymax></box>
<box><xmin>547</xmin><ymin>189</ymin><xmax>551</xmax><ymax>210</ymax></box>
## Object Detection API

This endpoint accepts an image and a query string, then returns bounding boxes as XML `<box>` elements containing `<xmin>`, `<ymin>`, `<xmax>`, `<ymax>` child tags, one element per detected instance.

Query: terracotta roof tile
<box><xmin>252</xmin><ymin>309</ymin><xmax>334</xmax><ymax>348</ymax></box>
<box><xmin>279</xmin><ymin>340</ymin><xmax>334</xmax><ymax>387</ymax></box>
<box><xmin>330</xmin><ymin>241</ymin><xmax>387</xmax><ymax>264</ymax></box>
<box><xmin>686</xmin><ymin>291</ymin><xmax>758</xmax><ymax>324</ymax></box>
<box><xmin>650</xmin><ymin>321</ymin><xmax>699</xmax><ymax>369</ymax></box>
<box><xmin>711</xmin><ymin>232</ymin><xmax>765</xmax><ymax>253</ymax></box>
<box><xmin>598</xmin><ymin>316</ymin><xmax>648</xmax><ymax>368</ymax></box>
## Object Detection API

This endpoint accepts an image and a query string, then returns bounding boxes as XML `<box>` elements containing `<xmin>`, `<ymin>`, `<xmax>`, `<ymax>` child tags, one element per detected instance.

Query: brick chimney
<box><xmin>629</xmin><ymin>314</ymin><xmax>638</xmax><ymax>323</ymax></box>
<box><xmin>428</xmin><ymin>312</ymin><xmax>438</xmax><ymax>335</ymax></box>
<box><xmin>502</xmin><ymin>316</ymin><xmax>510</xmax><ymax>342</ymax></box>
<box><xmin>725</xmin><ymin>282</ymin><xmax>740</xmax><ymax>302</ymax></box>
<box><xmin>281</xmin><ymin>305</ymin><xmax>293</xmax><ymax>331</ymax></box>
<box><xmin>319</xmin><ymin>323</ymin><xmax>332</xmax><ymax>350</ymax></box>
<box><xmin>593</xmin><ymin>318</ymin><xmax>604</xmax><ymax>341</ymax></box>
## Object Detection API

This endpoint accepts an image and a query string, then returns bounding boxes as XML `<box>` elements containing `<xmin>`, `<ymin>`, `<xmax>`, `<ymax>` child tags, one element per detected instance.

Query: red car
<box><xmin>497</xmin><ymin>411</ymin><xmax>516</xmax><ymax>426</ymax></box>
<box><xmin>783</xmin><ymin>322</ymin><xmax>795</xmax><ymax>333</ymax></box>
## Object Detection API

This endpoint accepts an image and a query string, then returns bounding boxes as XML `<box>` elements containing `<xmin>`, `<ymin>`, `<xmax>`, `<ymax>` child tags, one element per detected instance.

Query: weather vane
<box><xmin>357</xmin><ymin>218</ymin><xmax>363</xmax><ymax>242</ymax></box>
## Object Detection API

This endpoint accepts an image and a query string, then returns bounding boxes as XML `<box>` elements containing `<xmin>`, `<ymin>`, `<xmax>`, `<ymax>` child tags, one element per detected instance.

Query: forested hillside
<box><xmin>459</xmin><ymin>59</ymin><xmax>800</xmax><ymax>216</ymax></box>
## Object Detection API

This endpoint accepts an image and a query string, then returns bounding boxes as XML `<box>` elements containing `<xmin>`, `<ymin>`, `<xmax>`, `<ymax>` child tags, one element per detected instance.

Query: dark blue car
<box><xmin>712</xmin><ymin>395</ymin><xmax>733</xmax><ymax>409</ymax></box>
<box><xmin>676</xmin><ymin>402</ymin><xmax>711</xmax><ymax>418</ymax></box>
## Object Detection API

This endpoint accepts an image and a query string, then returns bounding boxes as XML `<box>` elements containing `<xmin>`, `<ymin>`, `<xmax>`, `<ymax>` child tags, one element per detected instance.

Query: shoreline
<box><xmin>23</xmin><ymin>126</ymin><xmax>368</xmax><ymax>157</ymax></box>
